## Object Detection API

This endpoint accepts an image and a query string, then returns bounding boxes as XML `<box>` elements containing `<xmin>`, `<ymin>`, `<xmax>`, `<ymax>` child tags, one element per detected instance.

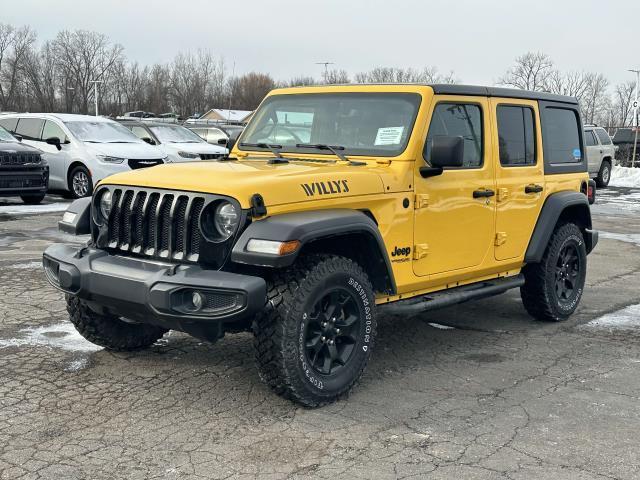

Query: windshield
<box><xmin>0</xmin><ymin>126</ymin><xmax>17</xmax><ymax>142</ymax></box>
<box><xmin>150</xmin><ymin>125</ymin><xmax>205</xmax><ymax>143</ymax></box>
<box><xmin>65</xmin><ymin>121</ymin><xmax>142</xmax><ymax>143</ymax></box>
<box><xmin>240</xmin><ymin>93</ymin><xmax>421</xmax><ymax>157</ymax></box>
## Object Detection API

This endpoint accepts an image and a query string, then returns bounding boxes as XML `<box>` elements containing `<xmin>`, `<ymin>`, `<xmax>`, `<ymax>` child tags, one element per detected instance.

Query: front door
<box><xmin>413</xmin><ymin>97</ymin><xmax>496</xmax><ymax>277</ymax></box>
<box><xmin>39</xmin><ymin>120</ymin><xmax>72</xmax><ymax>190</ymax></box>
<box><xmin>490</xmin><ymin>99</ymin><xmax>545</xmax><ymax>261</ymax></box>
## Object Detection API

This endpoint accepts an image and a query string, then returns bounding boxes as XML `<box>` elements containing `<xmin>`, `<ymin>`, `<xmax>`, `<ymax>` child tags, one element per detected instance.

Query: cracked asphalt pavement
<box><xmin>1</xmin><ymin>190</ymin><xmax>640</xmax><ymax>480</ymax></box>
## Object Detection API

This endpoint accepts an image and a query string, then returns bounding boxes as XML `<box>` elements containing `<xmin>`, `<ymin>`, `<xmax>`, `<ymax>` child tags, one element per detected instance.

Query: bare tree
<box><xmin>227</xmin><ymin>72</ymin><xmax>275</xmax><ymax>110</ymax></box>
<box><xmin>53</xmin><ymin>30</ymin><xmax>124</xmax><ymax>114</ymax></box>
<box><xmin>354</xmin><ymin>66</ymin><xmax>457</xmax><ymax>84</ymax></box>
<box><xmin>325</xmin><ymin>69</ymin><xmax>349</xmax><ymax>84</ymax></box>
<box><xmin>581</xmin><ymin>73</ymin><xmax>609</xmax><ymax>125</ymax></box>
<box><xmin>499</xmin><ymin>52</ymin><xmax>554</xmax><ymax>91</ymax></box>
<box><xmin>611</xmin><ymin>81</ymin><xmax>636</xmax><ymax>127</ymax></box>
<box><xmin>286</xmin><ymin>76</ymin><xmax>317</xmax><ymax>87</ymax></box>
<box><xmin>0</xmin><ymin>24</ymin><xmax>36</xmax><ymax>110</ymax></box>
<box><xmin>22</xmin><ymin>40</ymin><xmax>58</xmax><ymax>112</ymax></box>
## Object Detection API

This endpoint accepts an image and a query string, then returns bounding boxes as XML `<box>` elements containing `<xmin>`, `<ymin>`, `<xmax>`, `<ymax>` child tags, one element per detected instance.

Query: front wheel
<box><xmin>69</xmin><ymin>165</ymin><xmax>93</xmax><ymax>198</ymax></box>
<box><xmin>253</xmin><ymin>255</ymin><xmax>376</xmax><ymax>407</ymax></box>
<box><xmin>20</xmin><ymin>193</ymin><xmax>45</xmax><ymax>205</ymax></box>
<box><xmin>520</xmin><ymin>223</ymin><xmax>587</xmax><ymax>321</ymax></box>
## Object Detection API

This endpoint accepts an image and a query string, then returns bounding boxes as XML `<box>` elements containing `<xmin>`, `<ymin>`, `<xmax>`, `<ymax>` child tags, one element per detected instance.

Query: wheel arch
<box><xmin>66</xmin><ymin>160</ymin><xmax>90</xmax><ymax>190</ymax></box>
<box><xmin>230</xmin><ymin>209</ymin><xmax>396</xmax><ymax>295</ymax></box>
<box><xmin>525</xmin><ymin>191</ymin><xmax>596</xmax><ymax>263</ymax></box>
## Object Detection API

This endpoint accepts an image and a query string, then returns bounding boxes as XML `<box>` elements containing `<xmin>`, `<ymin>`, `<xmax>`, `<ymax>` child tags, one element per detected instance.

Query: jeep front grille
<box><xmin>199</xmin><ymin>153</ymin><xmax>224</xmax><ymax>160</ymax></box>
<box><xmin>0</xmin><ymin>152</ymin><xmax>41</xmax><ymax>166</ymax></box>
<box><xmin>107</xmin><ymin>188</ymin><xmax>206</xmax><ymax>261</ymax></box>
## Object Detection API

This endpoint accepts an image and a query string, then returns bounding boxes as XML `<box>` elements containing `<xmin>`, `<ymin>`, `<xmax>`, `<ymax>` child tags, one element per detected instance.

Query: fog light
<box><xmin>191</xmin><ymin>291</ymin><xmax>205</xmax><ymax>311</ymax></box>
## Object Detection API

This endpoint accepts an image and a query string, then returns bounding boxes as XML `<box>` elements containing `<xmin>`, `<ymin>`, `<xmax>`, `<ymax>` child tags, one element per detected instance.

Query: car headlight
<box><xmin>97</xmin><ymin>155</ymin><xmax>125</xmax><ymax>164</ymax></box>
<box><xmin>99</xmin><ymin>190</ymin><xmax>112</xmax><ymax>221</ymax></box>
<box><xmin>178</xmin><ymin>151</ymin><xmax>199</xmax><ymax>159</ymax></box>
<box><xmin>213</xmin><ymin>202</ymin><xmax>239</xmax><ymax>239</ymax></box>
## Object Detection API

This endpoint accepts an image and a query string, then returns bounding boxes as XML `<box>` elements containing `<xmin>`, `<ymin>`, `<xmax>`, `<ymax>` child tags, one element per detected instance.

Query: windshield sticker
<box><xmin>573</xmin><ymin>148</ymin><xmax>581</xmax><ymax>160</ymax></box>
<box><xmin>374</xmin><ymin>126</ymin><xmax>404</xmax><ymax>146</ymax></box>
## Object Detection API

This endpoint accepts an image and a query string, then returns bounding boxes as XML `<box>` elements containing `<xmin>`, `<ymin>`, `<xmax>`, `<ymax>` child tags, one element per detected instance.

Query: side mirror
<box><xmin>14</xmin><ymin>134</ymin><xmax>23</xmax><ymax>142</ymax></box>
<box><xmin>420</xmin><ymin>136</ymin><xmax>465</xmax><ymax>178</ymax></box>
<box><xmin>217</xmin><ymin>137</ymin><xmax>228</xmax><ymax>146</ymax></box>
<box><xmin>46</xmin><ymin>137</ymin><xmax>62</xmax><ymax>151</ymax></box>
<box><xmin>226</xmin><ymin>132</ymin><xmax>240</xmax><ymax>152</ymax></box>
<box><xmin>142</xmin><ymin>137</ymin><xmax>156</xmax><ymax>145</ymax></box>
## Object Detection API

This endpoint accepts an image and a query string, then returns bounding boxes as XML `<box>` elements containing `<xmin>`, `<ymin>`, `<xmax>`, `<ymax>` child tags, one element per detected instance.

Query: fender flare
<box><xmin>231</xmin><ymin>209</ymin><xmax>396</xmax><ymax>292</ymax></box>
<box><xmin>525</xmin><ymin>191</ymin><xmax>596</xmax><ymax>263</ymax></box>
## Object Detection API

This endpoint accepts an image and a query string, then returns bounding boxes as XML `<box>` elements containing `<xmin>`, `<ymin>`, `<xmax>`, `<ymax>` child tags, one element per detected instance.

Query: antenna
<box><xmin>316</xmin><ymin>62</ymin><xmax>335</xmax><ymax>83</ymax></box>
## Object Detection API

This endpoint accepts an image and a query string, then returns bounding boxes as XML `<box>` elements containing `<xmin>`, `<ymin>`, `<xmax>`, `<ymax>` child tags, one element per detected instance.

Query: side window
<box><xmin>595</xmin><ymin>128</ymin><xmax>612</xmax><ymax>145</ymax></box>
<box><xmin>543</xmin><ymin>108</ymin><xmax>582</xmax><ymax>164</ymax></box>
<box><xmin>424</xmin><ymin>103</ymin><xmax>483</xmax><ymax>168</ymax></box>
<box><xmin>131</xmin><ymin>126</ymin><xmax>151</xmax><ymax>140</ymax></box>
<box><xmin>496</xmin><ymin>105</ymin><xmax>536</xmax><ymax>166</ymax></box>
<box><xmin>42</xmin><ymin>121</ymin><xmax>68</xmax><ymax>143</ymax></box>
<box><xmin>0</xmin><ymin>117</ymin><xmax>18</xmax><ymax>132</ymax></box>
<box><xmin>584</xmin><ymin>130</ymin><xmax>597</xmax><ymax>147</ymax></box>
<box><xmin>15</xmin><ymin>118</ymin><xmax>45</xmax><ymax>141</ymax></box>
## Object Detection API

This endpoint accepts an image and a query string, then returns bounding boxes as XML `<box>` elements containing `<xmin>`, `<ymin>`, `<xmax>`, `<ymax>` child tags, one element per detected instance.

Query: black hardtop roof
<box><xmin>117</xmin><ymin>119</ymin><xmax>182</xmax><ymax>128</ymax></box>
<box><xmin>289</xmin><ymin>83</ymin><xmax>578</xmax><ymax>105</ymax></box>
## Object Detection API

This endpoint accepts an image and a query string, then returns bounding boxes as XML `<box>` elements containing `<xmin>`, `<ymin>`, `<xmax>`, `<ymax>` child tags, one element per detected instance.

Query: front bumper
<box><xmin>43</xmin><ymin>244</ymin><xmax>266</xmax><ymax>339</ymax></box>
<box><xmin>0</xmin><ymin>165</ymin><xmax>49</xmax><ymax>196</ymax></box>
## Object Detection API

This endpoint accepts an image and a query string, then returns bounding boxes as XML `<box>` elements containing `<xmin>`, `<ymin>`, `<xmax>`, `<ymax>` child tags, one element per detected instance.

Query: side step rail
<box><xmin>379</xmin><ymin>274</ymin><xmax>525</xmax><ymax>316</ymax></box>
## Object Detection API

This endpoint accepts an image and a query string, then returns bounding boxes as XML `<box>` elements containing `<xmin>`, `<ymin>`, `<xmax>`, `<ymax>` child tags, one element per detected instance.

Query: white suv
<box><xmin>584</xmin><ymin>125</ymin><xmax>616</xmax><ymax>187</ymax></box>
<box><xmin>0</xmin><ymin>113</ymin><xmax>167</xmax><ymax>198</ymax></box>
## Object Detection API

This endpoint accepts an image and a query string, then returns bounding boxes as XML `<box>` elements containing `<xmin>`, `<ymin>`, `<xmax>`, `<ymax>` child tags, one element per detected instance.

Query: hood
<box><xmin>0</xmin><ymin>141</ymin><xmax>42</xmax><ymax>154</ymax></box>
<box><xmin>101</xmin><ymin>160</ymin><xmax>386</xmax><ymax>208</ymax></box>
<box><xmin>161</xmin><ymin>142</ymin><xmax>227</xmax><ymax>155</ymax></box>
<box><xmin>84</xmin><ymin>141</ymin><xmax>165</xmax><ymax>160</ymax></box>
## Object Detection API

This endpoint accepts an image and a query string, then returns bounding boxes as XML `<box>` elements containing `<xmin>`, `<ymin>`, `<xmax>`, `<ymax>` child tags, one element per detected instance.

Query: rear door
<box><xmin>584</xmin><ymin>129</ymin><xmax>601</xmax><ymax>173</ymax></box>
<box><xmin>40</xmin><ymin>120</ymin><xmax>72</xmax><ymax>189</ymax></box>
<box><xmin>490</xmin><ymin>99</ymin><xmax>545</xmax><ymax>261</ymax></box>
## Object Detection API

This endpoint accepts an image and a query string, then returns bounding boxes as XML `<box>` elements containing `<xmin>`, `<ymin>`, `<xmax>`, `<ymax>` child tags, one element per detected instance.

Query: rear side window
<box><xmin>0</xmin><ymin>117</ymin><xmax>18</xmax><ymax>132</ymax></box>
<box><xmin>42</xmin><ymin>121</ymin><xmax>68</xmax><ymax>143</ymax></box>
<box><xmin>584</xmin><ymin>130</ymin><xmax>597</xmax><ymax>146</ymax></box>
<box><xmin>424</xmin><ymin>103</ymin><xmax>483</xmax><ymax>168</ymax></box>
<box><xmin>543</xmin><ymin>108</ymin><xmax>582</xmax><ymax>164</ymax></box>
<box><xmin>497</xmin><ymin>105</ymin><xmax>536</xmax><ymax>166</ymax></box>
<box><xmin>595</xmin><ymin>128</ymin><xmax>612</xmax><ymax>145</ymax></box>
<box><xmin>15</xmin><ymin>118</ymin><xmax>44</xmax><ymax>141</ymax></box>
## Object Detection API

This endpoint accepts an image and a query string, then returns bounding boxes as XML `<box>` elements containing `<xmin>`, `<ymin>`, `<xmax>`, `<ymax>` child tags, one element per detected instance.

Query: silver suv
<box><xmin>584</xmin><ymin>125</ymin><xmax>616</xmax><ymax>187</ymax></box>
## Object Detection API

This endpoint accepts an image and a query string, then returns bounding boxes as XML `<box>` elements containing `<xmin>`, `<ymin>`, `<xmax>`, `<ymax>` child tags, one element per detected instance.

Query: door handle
<box><xmin>525</xmin><ymin>184</ymin><xmax>544</xmax><ymax>194</ymax></box>
<box><xmin>473</xmin><ymin>188</ymin><xmax>495</xmax><ymax>198</ymax></box>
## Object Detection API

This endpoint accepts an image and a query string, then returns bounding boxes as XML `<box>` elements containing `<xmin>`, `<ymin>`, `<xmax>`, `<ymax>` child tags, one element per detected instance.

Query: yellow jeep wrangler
<box><xmin>44</xmin><ymin>84</ymin><xmax>598</xmax><ymax>406</ymax></box>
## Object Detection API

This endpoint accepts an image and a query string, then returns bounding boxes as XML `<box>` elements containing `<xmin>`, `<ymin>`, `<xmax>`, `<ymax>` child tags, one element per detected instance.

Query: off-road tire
<box><xmin>20</xmin><ymin>194</ymin><xmax>45</xmax><ymax>205</ymax></box>
<box><xmin>253</xmin><ymin>254</ymin><xmax>376</xmax><ymax>407</ymax></box>
<box><xmin>595</xmin><ymin>160</ymin><xmax>611</xmax><ymax>188</ymax></box>
<box><xmin>66</xmin><ymin>295</ymin><xmax>168</xmax><ymax>351</ymax></box>
<box><xmin>520</xmin><ymin>223</ymin><xmax>587</xmax><ymax>322</ymax></box>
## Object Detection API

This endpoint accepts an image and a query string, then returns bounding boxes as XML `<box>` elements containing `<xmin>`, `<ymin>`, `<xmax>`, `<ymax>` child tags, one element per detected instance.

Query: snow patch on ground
<box><xmin>428</xmin><ymin>322</ymin><xmax>456</xmax><ymax>330</ymax></box>
<box><xmin>581</xmin><ymin>304</ymin><xmax>640</xmax><ymax>330</ymax></box>
<box><xmin>0</xmin><ymin>202</ymin><xmax>69</xmax><ymax>216</ymax></box>
<box><xmin>598</xmin><ymin>232</ymin><xmax>640</xmax><ymax>247</ymax></box>
<box><xmin>609</xmin><ymin>166</ymin><xmax>640</xmax><ymax>188</ymax></box>
<box><xmin>0</xmin><ymin>323</ymin><xmax>102</xmax><ymax>353</ymax></box>
<box><xmin>8</xmin><ymin>261</ymin><xmax>42</xmax><ymax>270</ymax></box>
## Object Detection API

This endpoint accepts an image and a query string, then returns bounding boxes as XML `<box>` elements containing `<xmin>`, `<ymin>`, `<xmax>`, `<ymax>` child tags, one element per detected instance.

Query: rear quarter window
<box><xmin>0</xmin><ymin>117</ymin><xmax>18</xmax><ymax>132</ymax></box>
<box><xmin>15</xmin><ymin>118</ymin><xmax>45</xmax><ymax>141</ymax></box>
<box><xmin>542</xmin><ymin>108</ymin><xmax>582</xmax><ymax>164</ymax></box>
<box><xmin>595</xmin><ymin>128</ymin><xmax>612</xmax><ymax>145</ymax></box>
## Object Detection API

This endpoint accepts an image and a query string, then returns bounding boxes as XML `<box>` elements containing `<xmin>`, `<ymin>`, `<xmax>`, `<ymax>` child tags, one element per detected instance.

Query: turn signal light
<box><xmin>246</xmin><ymin>239</ymin><xmax>301</xmax><ymax>255</ymax></box>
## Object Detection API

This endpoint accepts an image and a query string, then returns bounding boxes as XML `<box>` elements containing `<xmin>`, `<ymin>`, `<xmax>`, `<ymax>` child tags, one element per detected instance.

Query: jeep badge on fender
<box><xmin>44</xmin><ymin>83</ymin><xmax>597</xmax><ymax>408</ymax></box>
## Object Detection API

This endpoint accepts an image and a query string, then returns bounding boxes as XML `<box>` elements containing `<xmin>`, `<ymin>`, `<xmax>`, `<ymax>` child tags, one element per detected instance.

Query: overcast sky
<box><xmin>3</xmin><ymin>0</ymin><xmax>639</xmax><ymax>86</ymax></box>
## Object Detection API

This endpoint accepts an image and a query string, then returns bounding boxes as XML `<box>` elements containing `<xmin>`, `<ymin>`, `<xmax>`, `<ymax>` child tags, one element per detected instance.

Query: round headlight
<box><xmin>214</xmin><ymin>201</ymin><xmax>239</xmax><ymax>239</ymax></box>
<box><xmin>99</xmin><ymin>190</ymin><xmax>112</xmax><ymax>221</ymax></box>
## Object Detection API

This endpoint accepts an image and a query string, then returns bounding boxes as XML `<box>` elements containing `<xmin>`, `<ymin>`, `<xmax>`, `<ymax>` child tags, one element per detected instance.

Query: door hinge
<box><xmin>414</xmin><ymin>193</ymin><xmax>429</xmax><ymax>209</ymax></box>
<box><xmin>495</xmin><ymin>232</ymin><xmax>507</xmax><ymax>246</ymax></box>
<box><xmin>413</xmin><ymin>243</ymin><xmax>429</xmax><ymax>260</ymax></box>
<box><xmin>497</xmin><ymin>188</ymin><xmax>509</xmax><ymax>203</ymax></box>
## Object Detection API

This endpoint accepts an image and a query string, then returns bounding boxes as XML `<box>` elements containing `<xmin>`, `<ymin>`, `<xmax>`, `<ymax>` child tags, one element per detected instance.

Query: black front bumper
<box><xmin>0</xmin><ymin>165</ymin><xmax>49</xmax><ymax>196</ymax></box>
<box><xmin>43</xmin><ymin>244</ymin><xmax>266</xmax><ymax>339</ymax></box>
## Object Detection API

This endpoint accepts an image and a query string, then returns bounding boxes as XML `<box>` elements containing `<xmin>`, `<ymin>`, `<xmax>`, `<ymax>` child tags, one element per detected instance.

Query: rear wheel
<box><xmin>595</xmin><ymin>160</ymin><xmax>611</xmax><ymax>188</ymax></box>
<box><xmin>520</xmin><ymin>223</ymin><xmax>587</xmax><ymax>321</ymax></box>
<box><xmin>66</xmin><ymin>296</ymin><xmax>168</xmax><ymax>351</ymax></box>
<box><xmin>20</xmin><ymin>193</ymin><xmax>45</xmax><ymax>205</ymax></box>
<box><xmin>69</xmin><ymin>165</ymin><xmax>93</xmax><ymax>198</ymax></box>
<box><xmin>253</xmin><ymin>255</ymin><xmax>376</xmax><ymax>407</ymax></box>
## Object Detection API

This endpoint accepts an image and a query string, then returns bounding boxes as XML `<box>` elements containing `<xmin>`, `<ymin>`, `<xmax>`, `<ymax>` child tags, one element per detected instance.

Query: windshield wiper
<box><xmin>239</xmin><ymin>142</ymin><xmax>289</xmax><ymax>164</ymax></box>
<box><xmin>295</xmin><ymin>144</ymin><xmax>365</xmax><ymax>166</ymax></box>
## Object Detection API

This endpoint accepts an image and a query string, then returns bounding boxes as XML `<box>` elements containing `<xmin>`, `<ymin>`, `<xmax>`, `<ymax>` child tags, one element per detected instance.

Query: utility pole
<box><xmin>316</xmin><ymin>62</ymin><xmax>334</xmax><ymax>83</ymax></box>
<box><xmin>630</xmin><ymin>69</ymin><xmax>640</xmax><ymax>168</ymax></box>
<box><xmin>90</xmin><ymin>80</ymin><xmax>103</xmax><ymax>116</ymax></box>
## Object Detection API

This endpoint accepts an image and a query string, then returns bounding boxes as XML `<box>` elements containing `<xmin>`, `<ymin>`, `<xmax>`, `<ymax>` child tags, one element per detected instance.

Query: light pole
<box><xmin>630</xmin><ymin>69</ymin><xmax>640</xmax><ymax>167</ymax></box>
<box><xmin>90</xmin><ymin>80</ymin><xmax>103</xmax><ymax>116</ymax></box>
<box><xmin>316</xmin><ymin>62</ymin><xmax>334</xmax><ymax>83</ymax></box>
<box><xmin>66</xmin><ymin>87</ymin><xmax>74</xmax><ymax>113</ymax></box>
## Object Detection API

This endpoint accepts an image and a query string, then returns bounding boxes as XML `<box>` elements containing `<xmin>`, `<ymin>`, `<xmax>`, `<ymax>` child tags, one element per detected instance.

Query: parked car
<box><xmin>123</xmin><ymin>111</ymin><xmax>156</xmax><ymax>119</ymax></box>
<box><xmin>117</xmin><ymin>120</ymin><xmax>227</xmax><ymax>162</ymax></box>
<box><xmin>0</xmin><ymin>113</ymin><xmax>166</xmax><ymax>198</ymax></box>
<box><xmin>185</xmin><ymin>123</ymin><xmax>245</xmax><ymax>146</ymax></box>
<box><xmin>584</xmin><ymin>125</ymin><xmax>616</xmax><ymax>187</ymax></box>
<box><xmin>612</xmin><ymin>127</ymin><xmax>640</xmax><ymax>167</ymax></box>
<box><xmin>0</xmin><ymin>125</ymin><xmax>49</xmax><ymax>204</ymax></box>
